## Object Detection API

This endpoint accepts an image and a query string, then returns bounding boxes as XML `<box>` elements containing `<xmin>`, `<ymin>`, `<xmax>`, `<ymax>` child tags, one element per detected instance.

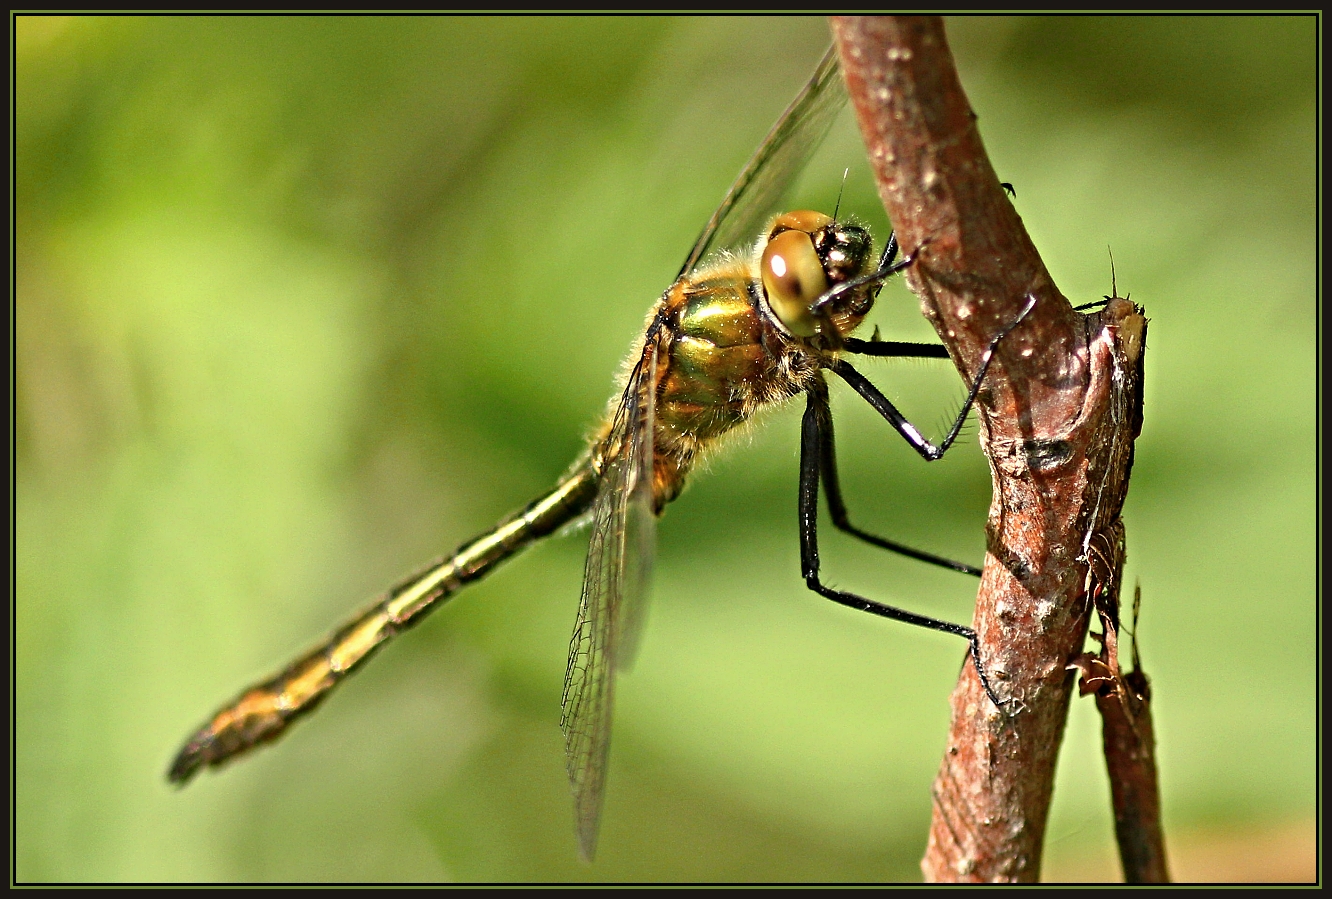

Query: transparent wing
<box><xmin>676</xmin><ymin>44</ymin><xmax>849</xmax><ymax>280</ymax></box>
<box><xmin>558</xmin><ymin>44</ymin><xmax>845</xmax><ymax>861</ymax></box>
<box><xmin>615</xmin><ymin>340</ymin><xmax>657</xmax><ymax>673</ymax></box>
<box><xmin>560</xmin><ymin>338</ymin><xmax>658</xmax><ymax>862</ymax></box>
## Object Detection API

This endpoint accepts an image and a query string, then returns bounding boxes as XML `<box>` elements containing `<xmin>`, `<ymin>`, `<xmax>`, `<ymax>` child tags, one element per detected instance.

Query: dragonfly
<box><xmin>167</xmin><ymin>45</ymin><xmax>1032</xmax><ymax>861</ymax></box>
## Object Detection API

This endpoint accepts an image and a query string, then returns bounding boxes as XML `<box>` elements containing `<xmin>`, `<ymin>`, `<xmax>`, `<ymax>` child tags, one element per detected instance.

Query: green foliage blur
<box><xmin>15</xmin><ymin>15</ymin><xmax>1316</xmax><ymax>883</ymax></box>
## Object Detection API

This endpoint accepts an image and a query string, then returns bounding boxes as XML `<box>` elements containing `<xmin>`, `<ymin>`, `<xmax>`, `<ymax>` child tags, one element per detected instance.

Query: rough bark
<box><xmin>831</xmin><ymin>16</ymin><xmax>1161</xmax><ymax>883</ymax></box>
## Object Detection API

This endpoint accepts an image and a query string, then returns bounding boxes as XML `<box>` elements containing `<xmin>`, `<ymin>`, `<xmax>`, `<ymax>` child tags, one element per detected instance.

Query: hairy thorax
<box><xmin>647</xmin><ymin>257</ymin><xmax>819</xmax><ymax>509</ymax></box>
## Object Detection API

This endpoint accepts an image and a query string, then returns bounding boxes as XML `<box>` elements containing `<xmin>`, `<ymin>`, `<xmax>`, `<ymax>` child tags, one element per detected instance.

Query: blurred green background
<box><xmin>14</xmin><ymin>15</ymin><xmax>1316</xmax><ymax>883</ymax></box>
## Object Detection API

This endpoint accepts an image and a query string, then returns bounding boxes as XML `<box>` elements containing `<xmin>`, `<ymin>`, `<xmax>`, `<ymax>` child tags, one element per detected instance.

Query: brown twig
<box><xmin>831</xmin><ymin>16</ymin><xmax>1159</xmax><ymax>883</ymax></box>
<box><xmin>1096</xmin><ymin>664</ymin><xmax>1168</xmax><ymax>883</ymax></box>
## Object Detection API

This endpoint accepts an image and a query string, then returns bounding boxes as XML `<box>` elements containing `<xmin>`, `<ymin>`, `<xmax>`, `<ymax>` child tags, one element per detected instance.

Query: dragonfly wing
<box><xmin>676</xmin><ymin>44</ymin><xmax>849</xmax><ymax>279</ymax></box>
<box><xmin>615</xmin><ymin>339</ymin><xmax>657</xmax><ymax>673</ymax></box>
<box><xmin>558</xmin><ymin>43</ymin><xmax>845</xmax><ymax>860</ymax></box>
<box><xmin>560</xmin><ymin>340</ymin><xmax>658</xmax><ymax>862</ymax></box>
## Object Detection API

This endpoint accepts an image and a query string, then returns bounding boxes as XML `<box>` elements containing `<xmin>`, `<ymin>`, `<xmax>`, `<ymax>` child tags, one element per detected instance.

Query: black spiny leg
<box><xmin>830</xmin><ymin>295</ymin><xmax>1037</xmax><ymax>462</ymax></box>
<box><xmin>814</xmin><ymin>374</ymin><xmax>982</xmax><ymax>577</ymax></box>
<box><xmin>796</xmin><ymin>298</ymin><xmax>1036</xmax><ymax>708</ymax></box>
<box><xmin>813</xmin><ymin>231</ymin><xmax>916</xmax><ymax>322</ymax></box>
<box><xmin>799</xmin><ymin>380</ymin><xmax>1004</xmax><ymax>708</ymax></box>
<box><xmin>841</xmin><ymin>337</ymin><xmax>950</xmax><ymax>358</ymax></box>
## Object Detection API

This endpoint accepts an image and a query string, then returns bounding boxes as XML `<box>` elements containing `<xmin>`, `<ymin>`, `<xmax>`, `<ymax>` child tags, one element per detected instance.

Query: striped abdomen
<box><xmin>168</xmin><ymin>464</ymin><xmax>599</xmax><ymax>783</ymax></box>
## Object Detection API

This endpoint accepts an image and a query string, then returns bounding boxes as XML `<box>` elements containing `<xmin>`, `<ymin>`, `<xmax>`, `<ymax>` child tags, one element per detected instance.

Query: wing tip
<box><xmin>574</xmin><ymin>817</ymin><xmax>600</xmax><ymax>864</ymax></box>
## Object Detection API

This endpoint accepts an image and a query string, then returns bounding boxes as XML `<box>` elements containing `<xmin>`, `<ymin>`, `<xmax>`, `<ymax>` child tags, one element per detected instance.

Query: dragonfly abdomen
<box><xmin>168</xmin><ymin>463</ymin><xmax>600</xmax><ymax>784</ymax></box>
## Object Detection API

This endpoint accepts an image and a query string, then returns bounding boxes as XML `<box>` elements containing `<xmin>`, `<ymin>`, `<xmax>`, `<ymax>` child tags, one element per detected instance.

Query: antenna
<box><xmin>833</xmin><ymin>168</ymin><xmax>849</xmax><ymax>220</ymax></box>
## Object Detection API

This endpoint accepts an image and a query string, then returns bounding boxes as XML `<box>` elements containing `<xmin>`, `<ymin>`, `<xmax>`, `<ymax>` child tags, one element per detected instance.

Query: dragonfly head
<box><xmin>760</xmin><ymin>211</ymin><xmax>876</xmax><ymax>343</ymax></box>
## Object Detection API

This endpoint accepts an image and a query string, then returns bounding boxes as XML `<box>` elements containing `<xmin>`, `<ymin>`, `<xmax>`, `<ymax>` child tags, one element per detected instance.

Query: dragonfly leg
<box><xmin>814</xmin><ymin>239</ymin><xmax>917</xmax><ymax>316</ymax></box>
<box><xmin>841</xmin><ymin>337</ymin><xmax>950</xmax><ymax>359</ymax></box>
<box><xmin>808</xmin><ymin>377</ymin><xmax>981</xmax><ymax>577</ymax></box>
<box><xmin>799</xmin><ymin>385</ymin><xmax>1005</xmax><ymax>708</ymax></box>
<box><xmin>1074</xmin><ymin>297</ymin><xmax>1114</xmax><ymax>312</ymax></box>
<box><xmin>877</xmin><ymin>229</ymin><xmax>899</xmax><ymax>274</ymax></box>
<box><xmin>828</xmin><ymin>295</ymin><xmax>1037</xmax><ymax>461</ymax></box>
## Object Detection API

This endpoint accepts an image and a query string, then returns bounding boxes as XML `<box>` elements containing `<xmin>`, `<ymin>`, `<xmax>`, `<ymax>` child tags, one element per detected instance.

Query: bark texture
<box><xmin>831</xmin><ymin>16</ymin><xmax>1158</xmax><ymax>882</ymax></box>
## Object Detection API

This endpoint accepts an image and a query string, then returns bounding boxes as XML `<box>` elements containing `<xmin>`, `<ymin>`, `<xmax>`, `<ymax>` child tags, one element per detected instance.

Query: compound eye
<box><xmin>761</xmin><ymin>228</ymin><xmax>829</xmax><ymax>337</ymax></box>
<box><xmin>768</xmin><ymin>210</ymin><xmax>832</xmax><ymax>238</ymax></box>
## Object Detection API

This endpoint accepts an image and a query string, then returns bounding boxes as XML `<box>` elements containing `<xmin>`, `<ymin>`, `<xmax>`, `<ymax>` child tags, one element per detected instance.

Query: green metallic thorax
<box><xmin>655</xmin><ymin>264</ymin><xmax>789</xmax><ymax>444</ymax></box>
